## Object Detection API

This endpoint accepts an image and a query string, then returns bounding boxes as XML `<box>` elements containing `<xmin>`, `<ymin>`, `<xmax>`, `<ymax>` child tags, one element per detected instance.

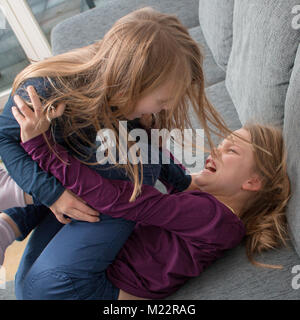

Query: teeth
<box><xmin>205</xmin><ymin>161</ymin><xmax>216</xmax><ymax>172</ymax></box>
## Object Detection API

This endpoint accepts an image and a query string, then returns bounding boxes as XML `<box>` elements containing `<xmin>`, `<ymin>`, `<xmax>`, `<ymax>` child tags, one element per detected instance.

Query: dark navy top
<box><xmin>0</xmin><ymin>77</ymin><xmax>191</xmax><ymax>207</ymax></box>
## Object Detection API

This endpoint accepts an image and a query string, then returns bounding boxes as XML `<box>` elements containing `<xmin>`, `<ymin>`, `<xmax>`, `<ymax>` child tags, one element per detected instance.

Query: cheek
<box><xmin>135</xmin><ymin>97</ymin><xmax>160</xmax><ymax>114</ymax></box>
<box><xmin>221</xmin><ymin>159</ymin><xmax>248</xmax><ymax>180</ymax></box>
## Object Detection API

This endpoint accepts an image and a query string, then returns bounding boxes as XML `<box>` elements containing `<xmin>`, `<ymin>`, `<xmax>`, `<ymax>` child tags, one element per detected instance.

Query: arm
<box><xmin>0</xmin><ymin>78</ymin><xmax>65</xmax><ymax>207</ymax></box>
<box><xmin>1</xmin><ymin>80</ymin><xmax>100</xmax><ymax>224</ymax></box>
<box><xmin>137</xmin><ymin>115</ymin><xmax>194</xmax><ymax>193</ymax></box>
<box><xmin>158</xmin><ymin>149</ymin><xmax>192</xmax><ymax>193</ymax></box>
<box><xmin>0</xmin><ymin>167</ymin><xmax>26</xmax><ymax>210</ymax></box>
<box><xmin>21</xmin><ymin>131</ymin><xmax>245</xmax><ymax>245</ymax></box>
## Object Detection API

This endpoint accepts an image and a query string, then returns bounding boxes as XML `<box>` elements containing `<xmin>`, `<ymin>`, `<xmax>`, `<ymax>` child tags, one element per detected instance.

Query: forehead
<box><xmin>224</xmin><ymin>129</ymin><xmax>252</xmax><ymax>149</ymax></box>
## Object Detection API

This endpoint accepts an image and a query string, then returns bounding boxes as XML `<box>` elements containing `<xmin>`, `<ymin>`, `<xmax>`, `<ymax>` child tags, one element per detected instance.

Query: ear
<box><xmin>242</xmin><ymin>174</ymin><xmax>262</xmax><ymax>192</ymax></box>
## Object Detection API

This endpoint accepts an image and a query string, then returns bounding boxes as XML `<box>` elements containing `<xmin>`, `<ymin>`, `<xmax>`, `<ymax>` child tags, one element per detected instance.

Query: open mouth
<box><xmin>204</xmin><ymin>158</ymin><xmax>217</xmax><ymax>173</ymax></box>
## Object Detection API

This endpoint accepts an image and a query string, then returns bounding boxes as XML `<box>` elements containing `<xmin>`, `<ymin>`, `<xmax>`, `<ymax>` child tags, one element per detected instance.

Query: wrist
<box><xmin>21</xmin><ymin>132</ymin><xmax>41</xmax><ymax>144</ymax></box>
<box><xmin>24</xmin><ymin>192</ymin><xmax>33</xmax><ymax>205</ymax></box>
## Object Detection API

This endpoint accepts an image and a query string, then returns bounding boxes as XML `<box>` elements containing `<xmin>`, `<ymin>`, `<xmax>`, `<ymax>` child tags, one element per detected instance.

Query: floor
<box><xmin>2</xmin><ymin>236</ymin><xmax>30</xmax><ymax>282</ymax></box>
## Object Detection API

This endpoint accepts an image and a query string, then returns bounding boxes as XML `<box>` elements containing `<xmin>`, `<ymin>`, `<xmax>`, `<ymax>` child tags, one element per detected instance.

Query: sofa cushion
<box><xmin>283</xmin><ymin>43</ymin><xmax>300</xmax><ymax>258</ymax></box>
<box><xmin>167</xmin><ymin>241</ymin><xmax>300</xmax><ymax>299</ymax></box>
<box><xmin>189</xmin><ymin>26</ymin><xmax>226</xmax><ymax>88</ymax></box>
<box><xmin>205</xmin><ymin>81</ymin><xmax>242</xmax><ymax>135</ymax></box>
<box><xmin>51</xmin><ymin>0</ymin><xmax>199</xmax><ymax>55</ymax></box>
<box><xmin>226</xmin><ymin>0</ymin><xmax>300</xmax><ymax>127</ymax></box>
<box><xmin>188</xmin><ymin>81</ymin><xmax>241</xmax><ymax>148</ymax></box>
<box><xmin>198</xmin><ymin>0</ymin><xmax>234</xmax><ymax>71</ymax></box>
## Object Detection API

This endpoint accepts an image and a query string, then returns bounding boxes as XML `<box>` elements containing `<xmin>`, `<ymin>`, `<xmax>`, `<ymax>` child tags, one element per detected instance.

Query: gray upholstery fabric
<box><xmin>168</xmin><ymin>241</ymin><xmax>300</xmax><ymax>300</ymax></box>
<box><xmin>198</xmin><ymin>0</ymin><xmax>234</xmax><ymax>71</ymax></box>
<box><xmin>189</xmin><ymin>26</ymin><xmax>226</xmax><ymax>87</ymax></box>
<box><xmin>51</xmin><ymin>0</ymin><xmax>199</xmax><ymax>55</ymax></box>
<box><xmin>188</xmin><ymin>81</ymin><xmax>241</xmax><ymax>147</ymax></box>
<box><xmin>226</xmin><ymin>0</ymin><xmax>300</xmax><ymax>127</ymax></box>
<box><xmin>205</xmin><ymin>81</ymin><xmax>241</xmax><ymax>133</ymax></box>
<box><xmin>283</xmin><ymin>43</ymin><xmax>300</xmax><ymax>258</ymax></box>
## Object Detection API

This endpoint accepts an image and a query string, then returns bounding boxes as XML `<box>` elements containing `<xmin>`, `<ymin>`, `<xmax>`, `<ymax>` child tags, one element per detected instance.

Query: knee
<box><xmin>21</xmin><ymin>268</ymin><xmax>79</xmax><ymax>300</ymax></box>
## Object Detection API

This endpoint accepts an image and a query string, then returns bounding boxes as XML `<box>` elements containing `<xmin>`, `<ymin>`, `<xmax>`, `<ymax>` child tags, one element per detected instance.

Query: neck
<box><xmin>213</xmin><ymin>194</ymin><xmax>244</xmax><ymax>217</ymax></box>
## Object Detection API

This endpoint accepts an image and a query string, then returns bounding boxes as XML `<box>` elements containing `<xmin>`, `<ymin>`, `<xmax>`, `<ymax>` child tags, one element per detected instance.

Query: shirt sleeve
<box><xmin>135</xmin><ymin>117</ymin><xmax>192</xmax><ymax>193</ymax></box>
<box><xmin>158</xmin><ymin>148</ymin><xmax>192</xmax><ymax>193</ymax></box>
<box><xmin>21</xmin><ymin>130</ymin><xmax>245</xmax><ymax>246</ymax></box>
<box><xmin>0</xmin><ymin>78</ymin><xmax>65</xmax><ymax>207</ymax></box>
<box><xmin>0</xmin><ymin>167</ymin><xmax>26</xmax><ymax>210</ymax></box>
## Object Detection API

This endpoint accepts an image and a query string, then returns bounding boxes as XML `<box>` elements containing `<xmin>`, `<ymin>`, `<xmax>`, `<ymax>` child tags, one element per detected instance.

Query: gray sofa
<box><xmin>6</xmin><ymin>0</ymin><xmax>299</xmax><ymax>300</ymax></box>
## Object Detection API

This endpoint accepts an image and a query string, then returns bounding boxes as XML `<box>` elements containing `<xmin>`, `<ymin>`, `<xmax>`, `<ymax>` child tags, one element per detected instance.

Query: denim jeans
<box><xmin>17</xmin><ymin>211</ymin><xmax>135</xmax><ymax>300</ymax></box>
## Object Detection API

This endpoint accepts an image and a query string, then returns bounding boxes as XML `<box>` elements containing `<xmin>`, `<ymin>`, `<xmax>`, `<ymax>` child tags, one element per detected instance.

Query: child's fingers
<box><xmin>27</xmin><ymin>86</ymin><xmax>42</xmax><ymax>115</ymax></box>
<box><xmin>13</xmin><ymin>95</ymin><xmax>33</xmax><ymax>119</ymax></box>
<box><xmin>11</xmin><ymin>106</ymin><xmax>24</xmax><ymax>125</ymax></box>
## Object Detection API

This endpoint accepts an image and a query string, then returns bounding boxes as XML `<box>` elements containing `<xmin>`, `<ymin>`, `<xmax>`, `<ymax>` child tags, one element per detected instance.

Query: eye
<box><xmin>228</xmin><ymin>149</ymin><xmax>236</xmax><ymax>153</ymax></box>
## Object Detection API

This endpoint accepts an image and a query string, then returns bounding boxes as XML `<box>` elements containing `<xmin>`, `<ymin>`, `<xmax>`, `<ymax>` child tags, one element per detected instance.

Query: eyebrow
<box><xmin>224</xmin><ymin>135</ymin><xmax>244</xmax><ymax>151</ymax></box>
<box><xmin>157</xmin><ymin>98</ymin><xmax>170</xmax><ymax>104</ymax></box>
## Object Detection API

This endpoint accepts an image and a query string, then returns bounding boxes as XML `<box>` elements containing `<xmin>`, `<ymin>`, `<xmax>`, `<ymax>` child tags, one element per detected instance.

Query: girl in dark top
<box><xmin>0</xmin><ymin>7</ymin><xmax>226</xmax><ymax>276</ymax></box>
<box><xmin>0</xmin><ymin>6</ymin><xmax>233</xmax><ymax>265</ymax></box>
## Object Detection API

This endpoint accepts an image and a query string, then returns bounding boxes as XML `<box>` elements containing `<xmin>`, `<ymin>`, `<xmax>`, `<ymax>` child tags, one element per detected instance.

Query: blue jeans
<box><xmin>17</xmin><ymin>210</ymin><xmax>135</xmax><ymax>300</ymax></box>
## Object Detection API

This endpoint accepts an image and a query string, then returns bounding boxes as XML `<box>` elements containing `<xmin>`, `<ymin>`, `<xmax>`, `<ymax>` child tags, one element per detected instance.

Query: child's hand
<box><xmin>12</xmin><ymin>86</ymin><xmax>65</xmax><ymax>143</ymax></box>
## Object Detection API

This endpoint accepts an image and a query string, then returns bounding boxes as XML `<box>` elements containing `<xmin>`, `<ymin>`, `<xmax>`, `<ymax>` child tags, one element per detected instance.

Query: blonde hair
<box><xmin>239</xmin><ymin>123</ymin><xmax>291</xmax><ymax>269</ymax></box>
<box><xmin>12</xmin><ymin>7</ymin><xmax>233</xmax><ymax>201</ymax></box>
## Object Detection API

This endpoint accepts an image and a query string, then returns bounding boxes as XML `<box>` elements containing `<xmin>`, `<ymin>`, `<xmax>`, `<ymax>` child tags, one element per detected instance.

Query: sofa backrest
<box><xmin>51</xmin><ymin>0</ymin><xmax>199</xmax><ymax>55</ymax></box>
<box><xmin>283</xmin><ymin>43</ymin><xmax>300</xmax><ymax>257</ymax></box>
<box><xmin>225</xmin><ymin>0</ymin><xmax>300</xmax><ymax>127</ymax></box>
<box><xmin>198</xmin><ymin>0</ymin><xmax>234</xmax><ymax>72</ymax></box>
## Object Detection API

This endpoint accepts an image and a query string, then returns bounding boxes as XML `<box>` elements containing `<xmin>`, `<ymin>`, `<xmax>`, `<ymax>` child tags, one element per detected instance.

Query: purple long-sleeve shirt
<box><xmin>21</xmin><ymin>130</ymin><xmax>245</xmax><ymax>299</ymax></box>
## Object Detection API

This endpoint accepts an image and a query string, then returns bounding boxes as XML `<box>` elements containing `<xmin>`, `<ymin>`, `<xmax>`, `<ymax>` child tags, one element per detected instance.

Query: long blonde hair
<box><xmin>239</xmin><ymin>123</ymin><xmax>291</xmax><ymax>269</ymax></box>
<box><xmin>12</xmin><ymin>7</ymin><xmax>234</xmax><ymax>201</ymax></box>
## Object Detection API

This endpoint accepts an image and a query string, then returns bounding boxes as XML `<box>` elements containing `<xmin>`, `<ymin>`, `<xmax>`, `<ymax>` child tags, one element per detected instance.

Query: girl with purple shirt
<box><xmin>5</xmin><ymin>87</ymin><xmax>290</xmax><ymax>300</ymax></box>
<box><xmin>0</xmin><ymin>7</ymin><xmax>233</xmax><ymax>298</ymax></box>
